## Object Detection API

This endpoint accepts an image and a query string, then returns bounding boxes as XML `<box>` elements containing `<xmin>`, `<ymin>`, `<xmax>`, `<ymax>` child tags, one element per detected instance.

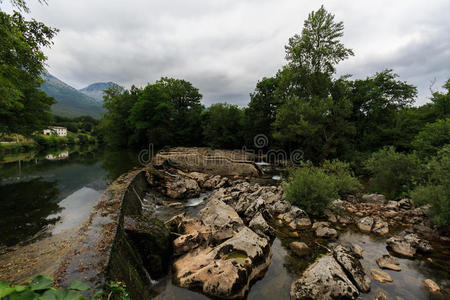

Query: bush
<box><xmin>322</xmin><ymin>159</ymin><xmax>362</xmax><ymax>196</ymax></box>
<box><xmin>284</xmin><ymin>165</ymin><xmax>337</xmax><ymax>216</ymax></box>
<box><xmin>410</xmin><ymin>145</ymin><xmax>450</xmax><ymax>227</ymax></box>
<box><xmin>364</xmin><ymin>146</ymin><xmax>422</xmax><ymax>199</ymax></box>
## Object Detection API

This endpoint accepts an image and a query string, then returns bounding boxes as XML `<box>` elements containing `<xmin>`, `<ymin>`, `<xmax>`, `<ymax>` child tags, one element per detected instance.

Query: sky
<box><xmin>5</xmin><ymin>0</ymin><xmax>450</xmax><ymax>106</ymax></box>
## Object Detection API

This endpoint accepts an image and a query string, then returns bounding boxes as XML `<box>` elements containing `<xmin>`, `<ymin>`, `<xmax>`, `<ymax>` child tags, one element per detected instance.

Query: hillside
<box><xmin>79</xmin><ymin>82</ymin><xmax>119</xmax><ymax>103</ymax></box>
<box><xmin>40</xmin><ymin>73</ymin><xmax>105</xmax><ymax>118</ymax></box>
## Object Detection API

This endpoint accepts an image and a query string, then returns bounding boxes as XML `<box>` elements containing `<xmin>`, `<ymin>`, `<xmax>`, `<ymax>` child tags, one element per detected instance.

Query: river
<box><xmin>0</xmin><ymin>146</ymin><xmax>140</xmax><ymax>248</ymax></box>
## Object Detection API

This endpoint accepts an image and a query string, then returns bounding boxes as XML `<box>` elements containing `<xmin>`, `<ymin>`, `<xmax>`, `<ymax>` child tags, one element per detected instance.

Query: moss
<box><xmin>223</xmin><ymin>252</ymin><xmax>248</xmax><ymax>264</ymax></box>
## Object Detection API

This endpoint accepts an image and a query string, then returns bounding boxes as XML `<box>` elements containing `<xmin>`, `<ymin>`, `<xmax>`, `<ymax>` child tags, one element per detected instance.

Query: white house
<box><xmin>43</xmin><ymin>126</ymin><xmax>67</xmax><ymax>137</ymax></box>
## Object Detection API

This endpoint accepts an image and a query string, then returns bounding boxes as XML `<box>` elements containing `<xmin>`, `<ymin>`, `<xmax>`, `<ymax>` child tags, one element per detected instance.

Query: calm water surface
<box><xmin>0</xmin><ymin>146</ymin><xmax>140</xmax><ymax>247</ymax></box>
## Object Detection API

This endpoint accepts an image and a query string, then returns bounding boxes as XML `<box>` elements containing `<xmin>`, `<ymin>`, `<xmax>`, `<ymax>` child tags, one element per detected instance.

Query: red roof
<box><xmin>49</xmin><ymin>126</ymin><xmax>67</xmax><ymax>129</ymax></box>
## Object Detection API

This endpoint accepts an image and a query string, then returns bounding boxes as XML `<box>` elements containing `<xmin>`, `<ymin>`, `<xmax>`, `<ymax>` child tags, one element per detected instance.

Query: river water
<box><xmin>0</xmin><ymin>146</ymin><xmax>139</xmax><ymax>248</ymax></box>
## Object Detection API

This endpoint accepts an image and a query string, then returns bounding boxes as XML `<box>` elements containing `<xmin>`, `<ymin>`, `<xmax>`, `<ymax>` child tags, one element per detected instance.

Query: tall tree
<box><xmin>0</xmin><ymin>3</ymin><xmax>57</xmax><ymax>136</ymax></box>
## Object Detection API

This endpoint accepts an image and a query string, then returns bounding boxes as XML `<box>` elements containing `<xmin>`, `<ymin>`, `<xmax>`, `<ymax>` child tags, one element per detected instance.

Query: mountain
<box><xmin>79</xmin><ymin>82</ymin><xmax>119</xmax><ymax>103</ymax></box>
<box><xmin>40</xmin><ymin>73</ymin><xmax>105</xmax><ymax>118</ymax></box>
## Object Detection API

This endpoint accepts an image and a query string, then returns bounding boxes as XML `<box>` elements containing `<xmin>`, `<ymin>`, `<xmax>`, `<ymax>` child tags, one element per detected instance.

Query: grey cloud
<box><xmin>20</xmin><ymin>0</ymin><xmax>450</xmax><ymax>106</ymax></box>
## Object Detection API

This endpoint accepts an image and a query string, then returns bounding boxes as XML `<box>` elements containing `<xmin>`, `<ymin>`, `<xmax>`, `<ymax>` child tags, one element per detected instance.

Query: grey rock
<box><xmin>333</xmin><ymin>245</ymin><xmax>371</xmax><ymax>292</ymax></box>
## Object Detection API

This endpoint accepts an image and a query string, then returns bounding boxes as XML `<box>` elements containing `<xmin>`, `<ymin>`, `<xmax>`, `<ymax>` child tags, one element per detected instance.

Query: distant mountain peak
<box><xmin>79</xmin><ymin>82</ymin><xmax>120</xmax><ymax>102</ymax></box>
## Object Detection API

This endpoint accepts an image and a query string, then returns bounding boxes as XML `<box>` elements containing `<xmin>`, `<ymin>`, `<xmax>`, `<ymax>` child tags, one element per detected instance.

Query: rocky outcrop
<box><xmin>153</xmin><ymin>147</ymin><xmax>262</xmax><ymax>177</ymax></box>
<box><xmin>290</xmin><ymin>254</ymin><xmax>360</xmax><ymax>300</ymax></box>
<box><xmin>357</xmin><ymin>216</ymin><xmax>374</xmax><ymax>233</ymax></box>
<box><xmin>386</xmin><ymin>232</ymin><xmax>432</xmax><ymax>258</ymax></box>
<box><xmin>424</xmin><ymin>279</ymin><xmax>440</xmax><ymax>293</ymax></box>
<box><xmin>171</xmin><ymin>195</ymin><xmax>273</xmax><ymax>299</ymax></box>
<box><xmin>290</xmin><ymin>244</ymin><xmax>370</xmax><ymax>300</ymax></box>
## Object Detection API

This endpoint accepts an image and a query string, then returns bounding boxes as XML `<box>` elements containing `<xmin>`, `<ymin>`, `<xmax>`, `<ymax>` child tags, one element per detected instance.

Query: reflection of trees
<box><xmin>100</xmin><ymin>149</ymin><xmax>140</xmax><ymax>181</ymax></box>
<box><xmin>0</xmin><ymin>178</ymin><xmax>60</xmax><ymax>247</ymax></box>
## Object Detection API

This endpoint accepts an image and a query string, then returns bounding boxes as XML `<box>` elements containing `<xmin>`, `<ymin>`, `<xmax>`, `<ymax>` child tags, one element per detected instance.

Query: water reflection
<box><xmin>0</xmin><ymin>146</ymin><xmax>140</xmax><ymax>248</ymax></box>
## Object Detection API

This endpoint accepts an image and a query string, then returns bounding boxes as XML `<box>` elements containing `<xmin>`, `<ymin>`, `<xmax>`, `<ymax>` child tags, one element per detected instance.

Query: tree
<box><xmin>0</xmin><ymin>6</ymin><xmax>57</xmax><ymax>136</ymax></box>
<box><xmin>348</xmin><ymin>70</ymin><xmax>417</xmax><ymax>152</ymax></box>
<box><xmin>244</xmin><ymin>77</ymin><xmax>281</xmax><ymax>147</ymax></box>
<box><xmin>412</xmin><ymin>118</ymin><xmax>450</xmax><ymax>158</ymax></box>
<box><xmin>202</xmin><ymin>103</ymin><xmax>245</xmax><ymax>149</ymax></box>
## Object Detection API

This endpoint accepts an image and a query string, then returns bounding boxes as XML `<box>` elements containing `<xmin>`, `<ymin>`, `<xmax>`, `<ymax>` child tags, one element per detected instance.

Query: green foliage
<box><xmin>284</xmin><ymin>164</ymin><xmax>337</xmax><ymax>216</ymax></box>
<box><xmin>410</xmin><ymin>145</ymin><xmax>450</xmax><ymax>226</ymax></box>
<box><xmin>0</xmin><ymin>275</ymin><xmax>129</xmax><ymax>300</ymax></box>
<box><xmin>412</xmin><ymin>118</ymin><xmax>450</xmax><ymax>158</ymax></box>
<box><xmin>322</xmin><ymin>159</ymin><xmax>362</xmax><ymax>196</ymax></box>
<box><xmin>283</xmin><ymin>160</ymin><xmax>360</xmax><ymax>215</ymax></box>
<box><xmin>202</xmin><ymin>103</ymin><xmax>245</xmax><ymax>149</ymax></box>
<box><xmin>0</xmin><ymin>10</ymin><xmax>57</xmax><ymax>136</ymax></box>
<box><xmin>364</xmin><ymin>146</ymin><xmax>422</xmax><ymax>199</ymax></box>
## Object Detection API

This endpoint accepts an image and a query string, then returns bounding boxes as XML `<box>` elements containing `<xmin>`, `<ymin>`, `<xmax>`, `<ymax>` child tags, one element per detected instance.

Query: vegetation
<box><xmin>284</xmin><ymin>160</ymin><xmax>361</xmax><ymax>216</ymax></box>
<box><xmin>0</xmin><ymin>275</ymin><xmax>129</xmax><ymax>300</ymax></box>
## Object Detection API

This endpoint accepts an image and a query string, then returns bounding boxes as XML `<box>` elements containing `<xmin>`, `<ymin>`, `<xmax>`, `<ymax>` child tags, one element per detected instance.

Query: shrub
<box><xmin>410</xmin><ymin>145</ymin><xmax>450</xmax><ymax>227</ymax></box>
<box><xmin>284</xmin><ymin>165</ymin><xmax>337</xmax><ymax>216</ymax></box>
<box><xmin>364</xmin><ymin>146</ymin><xmax>422</xmax><ymax>199</ymax></box>
<box><xmin>322</xmin><ymin>159</ymin><xmax>362</xmax><ymax>196</ymax></box>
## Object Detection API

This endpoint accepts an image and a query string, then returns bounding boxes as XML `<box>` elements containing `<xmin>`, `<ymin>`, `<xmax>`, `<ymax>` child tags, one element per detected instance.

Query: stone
<box><xmin>351</xmin><ymin>243</ymin><xmax>364</xmax><ymax>258</ymax></box>
<box><xmin>386</xmin><ymin>232</ymin><xmax>432</xmax><ymax>258</ymax></box>
<box><xmin>357</xmin><ymin>216</ymin><xmax>374</xmax><ymax>233</ymax></box>
<box><xmin>290</xmin><ymin>254</ymin><xmax>359</xmax><ymax>300</ymax></box>
<box><xmin>372</xmin><ymin>219</ymin><xmax>389</xmax><ymax>235</ymax></box>
<box><xmin>187</xmin><ymin>172</ymin><xmax>210</xmax><ymax>187</ymax></box>
<box><xmin>361</xmin><ymin>194</ymin><xmax>386</xmax><ymax>204</ymax></box>
<box><xmin>173</xmin><ymin>227</ymin><xmax>271</xmax><ymax>299</ymax></box>
<box><xmin>376</xmin><ymin>255</ymin><xmax>401</xmax><ymax>271</ymax></box>
<box><xmin>385</xmin><ymin>201</ymin><xmax>399</xmax><ymax>210</ymax></box>
<box><xmin>337</xmin><ymin>215</ymin><xmax>351</xmax><ymax>225</ymax></box>
<box><xmin>312</xmin><ymin>221</ymin><xmax>330</xmax><ymax>230</ymax></box>
<box><xmin>270</xmin><ymin>200</ymin><xmax>291</xmax><ymax>215</ymax></box>
<box><xmin>424</xmin><ymin>279</ymin><xmax>440</xmax><ymax>293</ymax></box>
<box><xmin>203</xmin><ymin>175</ymin><xmax>223</xmax><ymax>190</ymax></box>
<box><xmin>296</xmin><ymin>217</ymin><xmax>312</xmax><ymax>228</ymax></box>
<box><xmin>315</xmin><ymin>226</ymin><xmax>338</xmax><ymax>239</ymax></box>
<box><xmin>398</xmin><ymin>198</ymin><xmax>413</xmax><ymax>210</ymax></box>
<box><xmin>373</xmin><ymin>289</ymin><xmax>390</xmax><ymax>300</ymax></box>
<box><xmin>166</xmin><ymin>178</ymin><xmax>201</xmax><ymax>199</ymax></box>
<box><xmin>290</xmin><ymin>242</ymin><xmax>311</xmax><ymax>257</ymax></box>
<box><xmin>371</xmin><ymin>269</ymin><xmax>393</xmax><ymax>283</ymax></box>
<box><xmin>333</xmin><ymin>245</ymin><xmax>371</xmax><ymax>292</ymax></box>
<box><xmin>249</xmin><ymin>212</ymin><xmax>275</xmax><ymax>239</ymax></box>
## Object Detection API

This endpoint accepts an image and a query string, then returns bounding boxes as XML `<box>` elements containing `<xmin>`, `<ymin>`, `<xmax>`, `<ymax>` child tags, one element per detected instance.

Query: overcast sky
<box><xmin>6</xmin><ymin>0</ymin><xmax>450</xmax><ymax>106</ymax></box>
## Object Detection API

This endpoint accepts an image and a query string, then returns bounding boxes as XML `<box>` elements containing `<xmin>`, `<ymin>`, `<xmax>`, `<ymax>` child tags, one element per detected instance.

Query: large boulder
<box><xmin>386</xmin><ymin>232</ymin><xmax>432</xmax><ymax>258</ymax></box>
<box><xmin>173</xmin><ymin>227</ymin><xmax>271</xmax><ymax>299</ymax></box>
<box><xmin>249</xmin><ymin>212</ymin><xmax>275</xmax><ymax>240</ymax></box>
<box><xmin>289</xmin><ymin>242</ymin><xmax>311</xmax><ymax>257</ymax></box>
<box><xmin>290</xmin><ymin>254</ymin><xmax>359</xmax><ymax>300</ymax></box>
<box><xmin>372</xmin><ymin>218</ymin><xmax>389</xmax><ymax>235</ymax></box>
<box><xmin>333</xmin><ymin>245</ymin><xmax>371</xmax><ymax>293</ymax></box>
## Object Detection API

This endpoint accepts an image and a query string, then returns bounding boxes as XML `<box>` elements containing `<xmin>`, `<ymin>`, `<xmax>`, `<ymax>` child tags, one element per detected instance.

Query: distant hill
<box><xmin>79</xmin><ymin>82</ymin><xmax>119</xmax><ymax>103</ymax></box>
<box><xmin>40</xmin><ymin>73</ymin><xmax>105</xmax><ymax>119</ymax></box>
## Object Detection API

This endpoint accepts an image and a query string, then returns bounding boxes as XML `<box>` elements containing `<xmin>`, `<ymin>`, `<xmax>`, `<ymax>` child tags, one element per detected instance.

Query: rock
<box><xmin>325</xmin><ymin>209</ymin><xmax>337</xmax><ymax>223</ymax></box>
<box><xmin>372</xmin><ymin>219</ymin><xmax>389</xmax><ymax>235</ymax></box>
<box><xmin>351</xmin><ymin>243</ymin><xmax>364</xmax><ymax>258</ymax></box>
<box><xmin>376</xmin><ymin>255</ymin><xmax>401</xmax><ymax>271</ymax></box>
<box><xmin>296</xmin><ymin>218</ymin><xmax>312</xmax><ymax>228</ymax></box>
<box><xmin>290</xmin><ymin>242</ymin><xmax>311</xmax><ymax>257</ymax></box>
<box><xmin>333</xmin><ymin>245</ymin><xmax>371</xmax><ymax>292</ymax></box>
<box><xmin>386</xmin><ymin>232</ymin><xmax>432</xmax><ymax>258</ymax></box>
<box><xmin>357</xmin><ymin>216</ymin><xmax>374</xmax><ymax>233</ymax></box>
<box><xmin>173</xmin><ymin>227</ymin><xmax>271</xmax><ymax>299</ymax></box>
<box><xmin>312</xmin><ymin>221</ymin><xmax>330</xmax><ymax>230</ymax></box>
<box><xmin>270</xmin><ymin>200</ymin><xmax>291</xmax><ymax>215</ymax></box>
<box><xmin>424</xmin><ymin>279</ymin><xmax>440</xmax><ymax>293</ymax></box>
<box><xmin>290</xmin><ymin>254</ymin><xmax>359</xmax><ymax>300</ymax></box>
<box><xmin>371</xmin><ymin>269</ymin><xmax>393</xmax><ymax>283</ymax></box>
<box><xmin>361</xmin><ymin>194</ymin><xmax>386</xmax><ymax>204</ymax></box>
<box><xmin>373</xmin><ymin>289</ymin><xmax>389</xmax><ymax>300</ymax></box>
<box><xmin>187</xmin><ymin>172</ymin><xmax>210</xmax><ymax>187</ymax></box>
<box><xmin>337</xmin><ymin>215</ymin><xmax>351</xmax><ymax>225</ymax></box>
<box><xmin>398</xmin><ymin>198</ymin><xmax>413</xmax><ymax>210</ymax></box>
<box><xmin>249</xmin><ymin>212</ymin><xmax>275</xmax><ymax>239</ymax></box>
<box><xmin>166</xmin><ymin>178</ymin><xmax>201</xmax><ymax>199</ymax></box>
<box><xmin>315</xmin><ymin>226</ymin><xmax>338</xmax><ymax>239</ymax></box>
<box><xmin>203</xmin><ymin>175</ymin><xmax>223</xmax><ymax>190</ymax></box>
<box><xmin>385</xmin><ymin>201</ymin><xmax>399</xmax><ymax>210</ymax></box>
